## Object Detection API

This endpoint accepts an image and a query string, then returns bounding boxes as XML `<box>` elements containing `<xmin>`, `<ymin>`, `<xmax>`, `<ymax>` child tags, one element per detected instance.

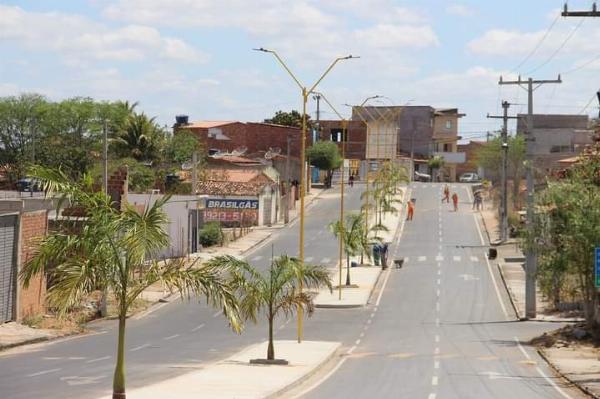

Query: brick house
<box><xmin>174</xmin><ymin>118</ymin><xmax>305</xmax><ymax>158</ymax></box>
<box><xmin>0</xmin><ymin>198</ymin><xmax>55</xmax><ymax>322</ymax></box>
<box><xmin>456</xmin><ymin>140</ymin><xmax>486</xmax><ymax>178</ymax></box>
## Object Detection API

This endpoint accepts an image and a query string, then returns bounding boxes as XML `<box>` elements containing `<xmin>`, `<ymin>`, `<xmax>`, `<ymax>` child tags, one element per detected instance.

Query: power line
<box><xmin>525</xmin><ymin>17</ymin><xmax>585</xmax><ymax>75</ymax></box>
<box><xmin>562</xmin><ymin>52</ymin><xmax>600</xmax><ymax>75</ymax></box>
<box><xmin>578</xmin><ymin>92</ymin><xmax>599</xmax><ymax>114</ymax></box>
<box><xmin>510</xmin><ymin>13</ymin><xmax>561</xmax><ymax>73</ymax></box>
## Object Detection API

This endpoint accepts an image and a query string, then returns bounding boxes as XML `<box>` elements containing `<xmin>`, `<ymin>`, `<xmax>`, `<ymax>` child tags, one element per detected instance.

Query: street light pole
<box><xmin>255</xmin><ymin>48</ymin><xmax>357</xmax><ymax>342</ymax></box>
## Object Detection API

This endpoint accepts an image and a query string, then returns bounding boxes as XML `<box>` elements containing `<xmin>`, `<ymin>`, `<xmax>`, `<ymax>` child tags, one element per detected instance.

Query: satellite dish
<box><xmin>231</xmin><ymin>146</ymin><xmax>247</xmax><ymax>156</ymax></box>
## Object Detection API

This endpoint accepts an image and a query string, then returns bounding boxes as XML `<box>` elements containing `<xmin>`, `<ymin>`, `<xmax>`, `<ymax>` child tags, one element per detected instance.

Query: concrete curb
<box><xmin>0</xmin><ymin>329</ymin><xmax>82</xmax><ymax>353</ymax></box>
<box><xmin>267</xmin><ymin>343</ymin><xmax>343</xmax><ymax>399</ymax></box>
<box><xmin>495</xmin><ymin>263</ymin><xmax>524</xmax><ymax>321</ymax></box>
<box><xmin>536</xmin><ymin>347</ymin><xmax>599</xmax><ymax>399</ymax></box>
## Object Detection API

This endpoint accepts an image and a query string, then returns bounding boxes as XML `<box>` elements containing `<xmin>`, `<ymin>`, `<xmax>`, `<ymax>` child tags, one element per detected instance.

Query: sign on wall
<box><xmin>206</xmin><ymin>199</ymin><xmax>259</xmax><ymax>210</ymax></box>
<box><xmin>204</xmin><ymin>210</ymin><xmax>258</xmax><ymax>223</ymax></box>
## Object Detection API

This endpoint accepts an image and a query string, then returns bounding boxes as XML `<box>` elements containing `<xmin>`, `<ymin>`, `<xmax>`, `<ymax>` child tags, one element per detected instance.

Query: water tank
<box><xmin>175</xmin><ymin>115</ymin><xmax>189</xmax><ymax>125</ymax></box>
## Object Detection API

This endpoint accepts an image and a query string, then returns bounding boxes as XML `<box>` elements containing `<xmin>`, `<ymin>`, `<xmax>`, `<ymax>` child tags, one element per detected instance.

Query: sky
<box><xmin>1</xmin><ymin>0</ymin><xmax>600</xmax><ymax>143</ymax></box>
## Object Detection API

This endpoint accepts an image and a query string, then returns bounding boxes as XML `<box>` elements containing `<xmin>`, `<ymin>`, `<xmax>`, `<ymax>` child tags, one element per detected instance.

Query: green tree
<box><xmin>307</xmin><ymin>141</ymin><xmax>342</xmax><ymax>188</ymax></box>
<box><xmin>90</xmin><ymin>158</ymin><xmax>156</xmax><ymax>193</ymax></box>
<box><xmin>207</xmin><ymin>255</ymin><xmax>331</xmax><ymax>361</ymax></box>
<box><xmin>114</xmin><ymin>113</ymin><xmax>164</xmax><ymax>162</ymax></box>
<box><xmin>20</xmin><ymin>167</ymin><xmax>242</xmax><ymax>399</ymax></box>
<box><xmin>264</xmin><ymin>110</ymin><xmax>312</xmax><ymax>129</ymax></box>
<box><xmin>427</xmin><ymin>155</ymin><xmax>445</xmax><ymax>182</ymax></box>
<box><xmin>476</xmin><ymin>136</ymin><xmax>526</xmax><ymax>209</ymax></box>
<box><xmin>165</xmin><ymin>129</ymin><xmax>204</xmax><ymax>165</ymax></box>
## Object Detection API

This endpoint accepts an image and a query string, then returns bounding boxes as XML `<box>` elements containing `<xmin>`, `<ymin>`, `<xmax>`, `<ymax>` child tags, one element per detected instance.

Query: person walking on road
<box><xmin>349</xmin><ymin>174</ymin><xmax>354</xmax><ymax>188</ymax></box>
<box><xmin>442</xmin><ymin>184</ymin><xmax>450</xmax><ymax>203</ymax></box>
<box><xmin>407</xmin><ymin>199</ymin><xmax>415</xmax><ymax>221</ymax></box>
<box><xmin>473</xmin><ymin>190</ymin><xmax>483</xmax><ymax>211</ymax></box>
<box><xmin>452</xmin><ymin>192</ymin><xmax>459</xmax><ymax>212</ymax></box>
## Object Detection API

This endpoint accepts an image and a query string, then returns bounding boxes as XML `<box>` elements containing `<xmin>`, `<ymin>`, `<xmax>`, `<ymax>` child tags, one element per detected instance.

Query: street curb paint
<box><xmin>536</xmin><ymin>348</ymin><xmax>592</xmax><ymax>399</ymax></box>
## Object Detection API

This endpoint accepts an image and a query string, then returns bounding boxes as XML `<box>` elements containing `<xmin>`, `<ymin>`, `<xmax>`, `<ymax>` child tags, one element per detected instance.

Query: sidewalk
<box><xmin>313</xmin><ymin>188</ymin><xmax>406</xmax><ymax>308</ymax></box>
<box><xmin>0</xmin><ymin>322</ymin><xmax>72</xmax><ymax>351</ymax></box>
<box><xmin>540</xmin><ymin>344</ymin><xmax>600</xmax><ymax>398</ymax></box>
<box><xmin>98</xmin><ymin>340</ymin><xmax>340</xmax><ymax>399</ymax></box>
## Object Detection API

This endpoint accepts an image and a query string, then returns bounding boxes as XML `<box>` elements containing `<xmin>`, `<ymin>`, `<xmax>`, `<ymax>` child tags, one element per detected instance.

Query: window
<box><xmin>445</xmin><ymin>121</ymin><xmax>452</xmax><ymax>130</ymax></box>
<box><xmin>330</xmin><ymin>128</ymin><xmax>347</xmax><ymax>142</ymax></box>
<box><xmin>443</xmin><ymin>143</ymin><xmax>451</xmax><ymax>152</ymax></box>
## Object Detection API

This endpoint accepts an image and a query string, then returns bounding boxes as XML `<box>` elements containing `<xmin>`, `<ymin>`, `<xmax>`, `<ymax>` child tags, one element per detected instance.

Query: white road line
<box><xmin>439</xmin><ymin>237</ymin><xmax>442</xmax><ymax>242</ymax></box>
<box><xmin>437</xmin><ymin>279</ymin><xmax>441</xmax><ymax>285</ymax></box>
<box><xmin>473</xmin><ymin>213</ymin><xmax>509</xmax><ymax>320</ymax></box>
<box><xmin>437</xmin><ymin>289</ymin><xmax>440</xmax><ymax>297</ymax></box>
<box><xmin>437</xmin><ymin>270</ymin><xmax>441</xmax><ymax>276</ymax></box>
<box><xmin>163</xmin><ymin>334</ymin><xmax>180</xmax><ymax>341</ymax></box>
<box><xmin>321</xmin><ymin>257</ymin><xmax>331</xmax><ymax>264</ymax></box>
<box><xmin>191</xmin><ymin>323</ymin><xmax>205</xmax><ymax>332</ymax></box>
<box><xmin>251</xmin><ymin>255</ymin><xmax>263</xmax><ymax>262</ymax></box>
<box><xmin>434</xmin><ymin>360</ymin><xmax>440</xmax><ymax>369</ymax></box>
<box><xmin>360</xmin><ymin>332</ymin><xmax>365</xmax><ymax>338</ymax></box>
<box><xmin>130</xmin><ymin>343</ymin><xmax>150</xmax><ymax>352</ymax></box>
<box><xmin>514</xmin><ymin>336</ymin><xmax>531</xmax><ymax>359</ymax></box>
<box><xmin>292</xmin><ymin>347</ymin><xmax>355</xmax><ymax>398</ymax></box>
<box><xmin>85</xmin><ymin>356</ymin><xmax>110</xmax><ymax>364</ymax></box>
<box><xmin>435</xmin><ymin>255</ymin><xmax>443</xmax><ymax>261</ymax></box>
<box><xmin>27</xmin><ymin>368</ymin><xmax>61</xmax><ymax>377</ymax></box>
<box><xmin>355</xmin><ymin>339</ymin><xmax>361</xmax><ymax>345</ymax></box>
<box><xmin>375</xmin><ymin>269</ymin><xmax>392</xmax><ymax>307</ymax></box>
<box><xmin>404</xmin><ymin>257</ymin><xmax>410</xmax><ymax>263</ymax></box>
<box><xmin>418</xmin><ymin>256</ymin><xmax>427</xmax><ymax>262</ymax></box>
<box><xmin>434</xmin><ymin>347</ymin><xmax>440</xmax><ymax>355</ymax></box>
<box><xmin>435</xmin><ymin>318</ymin><xmax>440</xmax><ymax>327</ymax></box>
<box><xmin>428</xmin><ymin>394</ymin><xmax>437</xmax><ymax>399</ymax></box>
<box><xmin>212</xmin><ymin>311</ymin><xmax>222</xmax><ymax>318</ymax></box>
<box><xmin>470</xmin><ymin>256</ymin><xmax>479</xmax><ymax>262</ymax></box>
<box><xmin>435</xmin><ymin>335</ymin><xmax>440</xmax><ymax>343</ymax></box>
<box><xmin>432</xmin><ymin>376</ymin><xmax>439</xmax><ymax>386</ymax></box>
<box><xmin>535</xmin><ymin>366</ymin><xmax>573</xmax><ymax>399</ymax></box>
<box><xmin>453</xmin><ymin>255</ymin><xmax>461</xmax><ymax>262</ymax></box>
<box><xmin>436</xmin><ymin>302</ymin><xmax>440</xmax><ymax>312</ymax></box>
<box><xmin>305</xmin><ymin>256</ymin><xmax>314</xmax><ymax>262</ymax></box>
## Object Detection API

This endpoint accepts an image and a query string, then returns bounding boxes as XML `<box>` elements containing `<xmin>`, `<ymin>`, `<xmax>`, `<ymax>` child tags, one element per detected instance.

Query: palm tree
<box><xmin>114</xmin><ymin>113</ymin><xmax>163</xmax><ymax>162</ymax></box>
<box><xmin>207</xmin><ymin>255</ymin><xmax>331</xmax><ymax>362</ymax></box>
<box><xmin>20</xmin><ymin>167</ymin><xmax>241</xmax><ymax>399</ymax></box>
<box><xmin>329</xmin><ymin>212</ymin><xmax>387</xmax><ymax>286</ymax></box>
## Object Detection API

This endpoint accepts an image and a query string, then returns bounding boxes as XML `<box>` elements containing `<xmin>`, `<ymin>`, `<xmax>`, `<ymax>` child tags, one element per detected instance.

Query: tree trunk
<box><xmin>267</xmin><ymin>313</ymin><xmax>275</xmax><ymax>360</ymax></box>
<box><xmin>345</xmin><ymin>253</ymin><xmax>351</xmax><ymax>286</ymax></box>
<box><xmin>112</xmin><ymin>315</ymin><xmax>127</xmax><ymax>399</ymax></box>
<box><xmin>512</xmin><ymin>174</ymin><xmax>521</xmax><ymax>210</ymax></box>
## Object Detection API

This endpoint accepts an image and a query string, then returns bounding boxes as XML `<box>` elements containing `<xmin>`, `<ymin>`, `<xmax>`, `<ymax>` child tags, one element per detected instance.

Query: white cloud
<box><xmin>446</xmin><ymin>4</ymin><xmax>475</xmax><ymax>17</ymax></box>
<box><xmin>354</xmin><ymin>24</ymin><xmax>439</xmax><ymax>49</ymax></box>
<box><xmin>0</xmin><ymin>5</ymin><xmax>207</xmax><ymax>63</ymax></box>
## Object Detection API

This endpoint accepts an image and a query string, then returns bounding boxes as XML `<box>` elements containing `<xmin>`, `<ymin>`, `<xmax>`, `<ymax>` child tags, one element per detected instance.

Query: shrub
<box><xmin>199</xmin><ymin>222</ymin><xmax>223</xmax><ymax>247</ymax></box>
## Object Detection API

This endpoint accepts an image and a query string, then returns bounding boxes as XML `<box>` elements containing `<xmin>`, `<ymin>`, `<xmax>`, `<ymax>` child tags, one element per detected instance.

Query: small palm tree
<box><xmin>114</xmin><ymin>113</ymin><xmax>163</xmax><ymax>162</ymax></box>
<box><xmin>20</xmin><ymin>167</ymin><xmax>241</xmax><ymax>399</ymax></box>
<box><xmin>207</xmin><ymin>255</ymin><xmax>332</xmax><ymax>362</ymax></box>
<box><xmin>428</xmin><ymin>155</ymin><xmax>445</xmax><ymax>182</ymax></box>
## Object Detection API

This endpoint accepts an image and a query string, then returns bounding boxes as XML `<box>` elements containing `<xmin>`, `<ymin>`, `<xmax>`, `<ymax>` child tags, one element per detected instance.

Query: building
<box><xmin>0</xmin><ymin>198</ymin><xmax>54</xmax><ymax>322</ymax></box>
<box><xmin>516</xmin><ymin>114</ymin><xmax>593</xmax><ymax>173</ymax></box>
<box><xmin>174</xmin><ymin>117</ymin><xmax>305</xmax><ymax>158</ymax></box>
<box><xmin>456</xmin><ymin>140</ymin><xmax>486</xmax><ymax>178</ymax></box>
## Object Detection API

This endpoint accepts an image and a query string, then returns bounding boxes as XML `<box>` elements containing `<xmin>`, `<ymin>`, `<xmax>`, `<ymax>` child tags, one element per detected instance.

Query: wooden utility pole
<box><xmin>487</xmin><ymin>102</ymin><xmax>519</xmax><ymax>243</ymax></box>
<box><xmin>499</xmin><ymin>75</ymin><xmax>561</xmax><ymax>319</ymax></box>
<box><xmin>562</xmin><ymin>3</ymin><xmax>600</xmax><ymax>17</ymax></box>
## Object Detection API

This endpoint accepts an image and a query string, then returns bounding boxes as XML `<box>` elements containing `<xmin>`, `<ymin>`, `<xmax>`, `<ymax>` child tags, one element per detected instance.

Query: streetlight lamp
<box><xmin>254</xmin><ymin>48</ymin><xmax>358</xmax><ymax>342</ymax></box>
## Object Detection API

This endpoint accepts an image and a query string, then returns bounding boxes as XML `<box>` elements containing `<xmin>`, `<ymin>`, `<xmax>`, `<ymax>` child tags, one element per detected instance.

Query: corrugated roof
<box><xmin>185</xmin><ymin>121</ymin><xmax>237</xmax><ymax>129</ymax></box>
<box><xmin>205</xmin><ymin>168</ymin><xmax>271</xmax><ymax>183</ymax></box>
<box><xmin>196</xmin><ymin>181</ymin><xmax>270</xmax><ymax>196</ymax></box>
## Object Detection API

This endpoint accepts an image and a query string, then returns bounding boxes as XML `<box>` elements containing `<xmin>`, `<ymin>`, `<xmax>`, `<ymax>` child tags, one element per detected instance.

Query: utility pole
<box><xmin>191</xmin><ymin>151</ymin><xmax>198</xmax><ymax>195</ymax></box>
<box><xmin>499</xmin><ymin>75</ymin><xmax>561</xmax><ymax>319</ymax></box>
<box><xmin>562</xmin><ymin>2</ymin><xmax>600</xmax><ymax>17</ymax></box>
<box><xmin>103</xmin><ymin>120</ymin><xmax>108</xmax><ymax>194</ymax></box>
<box><xmin>284</xmin><ymin>136</ymin><xmax>291</xmax><ymax>224</ymax></box>
<box><xmin>313</xmin><ymin>93</ymin><xmax>321</xmax><ymax>129</ymax></box>
<box><xmin>487</xmin><ymin>102</ymin><xmax>519</xmax><ymax>243</ymax></box>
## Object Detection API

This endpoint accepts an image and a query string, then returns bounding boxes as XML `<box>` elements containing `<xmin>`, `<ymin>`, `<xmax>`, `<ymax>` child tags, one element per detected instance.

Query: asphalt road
<box><xmin>0</xmin><ymin>184</ymin><xmax>370</xmax><ymax>399</ymax></box>
<box><xmin>299</xmin><ymin>183</ymin><xmax>584</xmax><ymax>399</ymax></box>
<box><xmin>0</xmin><ymin>183</ymin><xmax>585</xmax><ymax>399</ymax></box>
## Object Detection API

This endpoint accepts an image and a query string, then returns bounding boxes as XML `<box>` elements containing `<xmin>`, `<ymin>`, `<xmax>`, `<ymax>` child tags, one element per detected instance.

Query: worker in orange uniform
<box><xmin>407</xmin><ymin>199</ymin><xmax>415</xmax><ymax>221</ymax></box>
<box><xmin>452</xmin><ymin>192</ymin><xmax>459</xmax><ymax>212</ymax></box>
<box><xmin>442</xmin><ymin>184</ymin><xmax>450</xmax><ymax>203</ymax></box>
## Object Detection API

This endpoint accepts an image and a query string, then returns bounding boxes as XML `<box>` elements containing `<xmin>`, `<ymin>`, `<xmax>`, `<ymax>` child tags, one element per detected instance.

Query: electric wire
<box><xmin>510</xmin><ymin>13</ymin><xmax>561</xmax><ymax>73</ymax></box>
<box><xmin>578</xmin><ymin>92</ymin><xmax>598</xmax><ymax>114</ymax></box>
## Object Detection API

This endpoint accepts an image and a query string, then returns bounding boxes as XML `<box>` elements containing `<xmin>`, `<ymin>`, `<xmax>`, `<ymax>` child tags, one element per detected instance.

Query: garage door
<box><xmin>0</xmin><ymin>215</ymin><xmax>17</xmax><ymax>322</ymax></box>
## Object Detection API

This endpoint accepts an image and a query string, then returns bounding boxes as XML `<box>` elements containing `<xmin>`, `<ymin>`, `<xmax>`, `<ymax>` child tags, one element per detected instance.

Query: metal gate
<box><xmin>263</xmin><ymin>197</ymin><xmax>272</xmax><ymax>226</ymax></box>
<box><xmin>0</xmin><ymin>215</ymin><xmax>17</xmax><ymax>322</ymax></box>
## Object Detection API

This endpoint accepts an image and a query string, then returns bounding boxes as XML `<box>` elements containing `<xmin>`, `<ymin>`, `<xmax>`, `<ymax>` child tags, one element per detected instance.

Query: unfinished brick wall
<box><xmin>107</xmin><ymin>166</ymin><xmax>128</xmax><ymax>208</ymax></box>
<box><xmin>18</xmin><ymin>210</ymin><xmax>48</xmax><ymax>320</ymax></box>
<box><xmin>319</xmin><ymin>120</ymin><xmax>367</xmax><ymax>160</ymax></box>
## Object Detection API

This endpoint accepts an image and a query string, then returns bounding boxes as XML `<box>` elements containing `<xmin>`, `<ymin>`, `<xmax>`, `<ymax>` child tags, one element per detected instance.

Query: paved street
<box><xmin>0</xmin><ymin>183</ymin><xmax>586</xmax><ymax>399</ymax></box>
<box><xmin>300</xmin><ymin>183</ymin><xmax>584</xmax><ymax>399</ymax></box>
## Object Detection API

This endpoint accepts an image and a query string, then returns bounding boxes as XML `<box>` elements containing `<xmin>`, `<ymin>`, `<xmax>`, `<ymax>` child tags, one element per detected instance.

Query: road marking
<box><xmin>418</xmin><ymin>256</ymin><xmax>427</xmax><ymax>262</ymax></box>
<box><xmin>404</xmin><ymin>257</ymin><xmax>410</xmax><ymax>263</ymax></box>
<box><xmin>437</xmin><ymin>289</ymin><xmax>440</xmax><ymax>297</ymax></box>
<box><xmin>470</xmin><ymin>256</ymin><xmax>479</xmax><ymax>262</ymax></box>
<box><xmin>191</xmin><ymin>323</ymin><xmax>205</xmax><ymax>332</ymax></box>
<box><xmin>212</xmin><ymin>310</ymin><xmax>222</xmax><ymax>318</ymax></box>
<box><xmin>432</xmin><ymin>376</ymin><xmax>438</xmax><ymax>386</ymax></box>
<box><xmin>514</xmin><ymin>337</ymin><xmax>532</xmax><ymax>360</ymax></box>
<box><xmin>428</xmin><ymin>394</ymin><xmax>436</xmax><ymax>399</ymax></box>
<box><xmin>251</xmin><ymin>255</ymin><xmax>263</xmax><ymax>262</ymax></box>
<box><xmin>435</xmin><ymin>335</ymin><xmax>440</xmax><ymax>343</ymax></box>
<box><xmin>535</xmin><ymin>365</ymin><xmax>573</xmax><ymax>399</ymax></box>
<box><xmin>438</xmin><ymin>230</ymin><xmax>442</xmax><ymax>236</ymax></box>
<box><xmin>163</xmin><ymin>334</ymin><xmax>180</xmax><ymax>340</ymax></box>
<box><xmin>86</xmin><ymin>356</ymin><xmax>110</xmax><ymax>364</ymax></box>
<box><xmin>436</xmin><ymin>302</ymin><xmax>440</xmax><ymax>312</ymax></box>
<box><xmin>437</xmin><ymin>279</ymin><xmax>441</xmax><ymax>285</ymax></box>
<box><xmin>305</xmin><ymin>256</ymin><xmax>314</xmax><ymax>262</ymax></box>
<box><xmin>437</xmin><ymin>270</ymin><xmax>441</xmax><ymax>276</ymax></box>
<box><xmin>458</xmin><ymin>274</ymin><xmax>479</xmax><ymax>281</ymax></box>
<box><xmin>60</xmin><ymin>375</ymin><xmax>106</xmax><ymax>386</ymax></box>
<box><xmin>439</xmin><ymin>237</ymin><xmax>442</xmax><ymax>242</ymax></box>
<box><xmin>27</xmin><ymin>368</ymin><xmax>61</xmax><ymax>377</ymax></box>
<box><xmin>130</xmin><ymin>343</ymin><xmax>150</xmax><ymax>352</ymax></box>
<box><xmin>434</xmin><ymin>360</ymin><xmax>440</xmax><ymax>369</ymax></box>
<box><xmin>375</xmin><ymin>269</ymin><xmax>392</xmax><ymax>307</ymax></box>
<box><xmin>435</xmin><ymin>318</ymin><xmax>440</xmax><ymax>326</ymax></box>
<box><xmin>473</xmin><ymin>213</ymin><xmax>486</xmax><ymax>246</ymax></box>
<box><xmin>321</xmin><ymin>257</ymin><xmax>331</xmax><ymax>264</ymax></box>
<box><xmin>435</xmin><ymin>255</ymin><xmax>443</xmax><ymax>261</ymax></box>
<box><xmin>360</xmin><ymin>332</ymin><xmax>365</xmax><ymax>338</ymax></box>
<box><xmin>434</xmin><ymin>347</ymin><xmax>440</xmax><ymax>355</ymax></box>
<box><xmin>453</xmin><ymin>255</ymin><xmax>461</xmax><ymax>262</ymax></box>
<box><xmin>355</xmin><ymin>339</ymin><xmax>361</xmax><ymax>345</ymax></box>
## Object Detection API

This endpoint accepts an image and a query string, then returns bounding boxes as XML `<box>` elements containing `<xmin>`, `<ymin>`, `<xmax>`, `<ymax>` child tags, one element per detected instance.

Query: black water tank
<box><xmin>175</xmin><ymin>115</ymin><xmax>189</xmax><ymax>125</ymax></box>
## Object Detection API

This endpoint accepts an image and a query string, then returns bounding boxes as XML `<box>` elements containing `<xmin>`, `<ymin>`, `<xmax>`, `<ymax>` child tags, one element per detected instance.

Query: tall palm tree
<box><xmin>20</xmin><ymin>167</ymin><xmax>241</xmax><ymax>399</ymax></box>
<box><xmin>207</xmin><ymin>255</ymin><xmax>331</xmax><ymax>362</ymax></box>
<box><xmin>114</xmin><ymin>113</ymin><xmax>163</xmax><ymax>162</ymax></box>
<box><xmin>329</xmin><ymin>212</ymin><xmax>387</xmax><ymax>286</ymax></box>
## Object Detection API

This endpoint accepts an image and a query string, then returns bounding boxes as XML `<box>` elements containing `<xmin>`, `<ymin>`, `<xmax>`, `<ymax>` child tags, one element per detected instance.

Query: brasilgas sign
<box><xmin>206</xmin><ymin>199</ymin><xmax>259</xmax><ymax>210</ymax></box>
